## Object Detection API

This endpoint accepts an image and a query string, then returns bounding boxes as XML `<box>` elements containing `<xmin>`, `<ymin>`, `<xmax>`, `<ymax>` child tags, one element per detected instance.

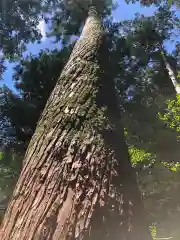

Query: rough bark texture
<box><xmin>0</xmin><ymin>6</ymin><xmax>152</xmax><ymax>240</ymax></box>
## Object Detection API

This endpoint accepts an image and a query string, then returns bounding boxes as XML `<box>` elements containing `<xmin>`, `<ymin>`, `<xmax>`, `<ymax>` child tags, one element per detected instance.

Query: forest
<box><xmin>0</xmin><ymin>0</ymin><xmax>180</xmax><ymax>239</ymax></box>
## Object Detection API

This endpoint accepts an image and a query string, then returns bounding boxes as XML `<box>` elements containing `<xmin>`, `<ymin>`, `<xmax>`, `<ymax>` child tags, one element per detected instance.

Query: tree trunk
<box><xmin>160</xmin><ymin>47</ymin><xmax>180</xmax><ymax>94</ymax></box>
<box><xmin>0</xmin><ymin>6</ymin><xmax>152</xmax><ymax>240</ymax></box>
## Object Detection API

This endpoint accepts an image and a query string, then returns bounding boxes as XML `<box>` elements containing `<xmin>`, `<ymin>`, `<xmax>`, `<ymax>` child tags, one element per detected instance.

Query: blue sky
<box><xmin>1</xmin><ymin>0</ymin><xmax>179</xmax><ymax>92</ymax></box>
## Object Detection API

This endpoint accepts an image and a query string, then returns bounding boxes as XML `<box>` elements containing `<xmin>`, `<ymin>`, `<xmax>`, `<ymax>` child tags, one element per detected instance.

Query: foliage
<box><xmin>0</xmin><ymin>46</ymin><xmax>72</xmax><ymax>147</ymax></box>
<box><xmin>42</xmin><ymin>0</ymin><xmax>114</xmax><ymax>43</ymax></box>
<box><xmin>0</xmin><ymin>0</ymin><xmax>114</xmax><ymax>80</ymax></box>
<box><xmin>159</xmin><ymin>94</ymin><xmax>180</xmax><ymax>136</ymax></box>
<box><xmin>122</xmin><ymin>5</ymin><xmax>179</xmax><ymax>93</ymax></box>
<box><xmin>149</xmin><ymin>224</ymin><xmax>157</xmax><ymax>239</ymax></box>
<box><xmin>129</xmin><ymin>147</ymin><xmax>155</xmax><ymax>167</ymax></box>
<box><xmin>0</xmin><ymin>0</ymin><xmax>115</xmax><ymax>56</ymax></box>
<box><xmin>0</xmin><ymin>0</ymin><xmax>42</xmax><ymax>58</ymax></box>
<box><xmin>128</xmin><ymin>145</ymin><xmax>180</xmax><ymax>239</ymax></box>
<box><xmin>126</xmin><ymin>0</ymin><xmax>179</xmax><ymax>6</ymax></box>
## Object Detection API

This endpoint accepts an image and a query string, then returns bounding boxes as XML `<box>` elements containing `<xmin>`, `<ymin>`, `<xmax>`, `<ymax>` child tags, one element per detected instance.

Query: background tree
<box><xmin>0</xmin><ymin>47</ymin><xmax>72</xmax><ymax>147</ymax></box>
<box><xmin>0</xmin><ymin>0</ymin><xmax>42</xmax><ymax>56</ymax></box>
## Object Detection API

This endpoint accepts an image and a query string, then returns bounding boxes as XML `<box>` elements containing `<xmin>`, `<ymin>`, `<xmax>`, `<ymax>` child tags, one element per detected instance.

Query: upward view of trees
<box><xmin>0</xmin><ymin>0</ymin><xmax>179</xmax><ymax>239</ymax></box>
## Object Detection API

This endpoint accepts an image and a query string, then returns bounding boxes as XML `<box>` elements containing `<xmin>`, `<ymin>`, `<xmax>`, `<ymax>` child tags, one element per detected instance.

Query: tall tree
<box><xmin>160</xmin><ymin>47</ymin><xmax>180</xmax><ymax>94</ymax></box>
<box><xmin>0</xmin><ymin>3</ymin><xmax>152</xmax><ymax>240</ymax></box>
<box><xmin>125</xmin><ymin>5</ymin><xmax>179</xmax><ymax>93</ymax></box>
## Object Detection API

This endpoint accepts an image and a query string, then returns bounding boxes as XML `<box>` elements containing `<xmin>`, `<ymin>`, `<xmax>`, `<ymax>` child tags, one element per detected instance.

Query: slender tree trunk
<box><xmin>0</xmin><ymin>6</ymin><xmax>152</xmax><ymax>240</ymax></box>
<box><xmin>160</xmin><ymin>46</ymin><xmax>180</xmax><ymax>94</ymax></box>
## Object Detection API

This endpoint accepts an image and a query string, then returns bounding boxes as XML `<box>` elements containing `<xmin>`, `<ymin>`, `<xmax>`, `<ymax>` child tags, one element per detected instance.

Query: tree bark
<box><xmin>0</xmin><ymin>6</ymin><xmax>152</xmax><ymax>240</ymax></box>
<box><xmin>160</xmin><ymin>47</ymin><xmax>180</xmax><ymax>94</ymax></box>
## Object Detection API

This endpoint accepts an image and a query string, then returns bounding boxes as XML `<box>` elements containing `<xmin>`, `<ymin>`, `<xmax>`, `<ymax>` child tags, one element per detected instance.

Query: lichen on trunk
<box><xmin>0</xmin><ymin>5</ymin><xmax>152</xmax><ymax>240</ymax></box>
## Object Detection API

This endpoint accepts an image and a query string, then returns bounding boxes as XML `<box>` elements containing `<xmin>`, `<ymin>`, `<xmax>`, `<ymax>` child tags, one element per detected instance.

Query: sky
<box><xmin>1</xmin><ymin>0</ymin><xmax>179</xmax><ymax>92</ymax></box>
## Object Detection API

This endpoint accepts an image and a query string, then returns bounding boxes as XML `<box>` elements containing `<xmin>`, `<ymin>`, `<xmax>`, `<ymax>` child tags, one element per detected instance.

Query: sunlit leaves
<box><xmin>149</xmin><ymin>224</ymin><xmax>157</xmax><ymax>239</ymax></box>
<box><xmin>159</xmin><ymin>94</ymin><xmax>180</xmax><ymax>135</ymax></box>
<box><xmin>129</xmin><ymin>147</ymin><xmax>154</xmax><ymax>167</ymax></box>
<box><xmin>163</xmin><ymin>162</ymin><xmax>180</xmax><ymax>172</ymax></box>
